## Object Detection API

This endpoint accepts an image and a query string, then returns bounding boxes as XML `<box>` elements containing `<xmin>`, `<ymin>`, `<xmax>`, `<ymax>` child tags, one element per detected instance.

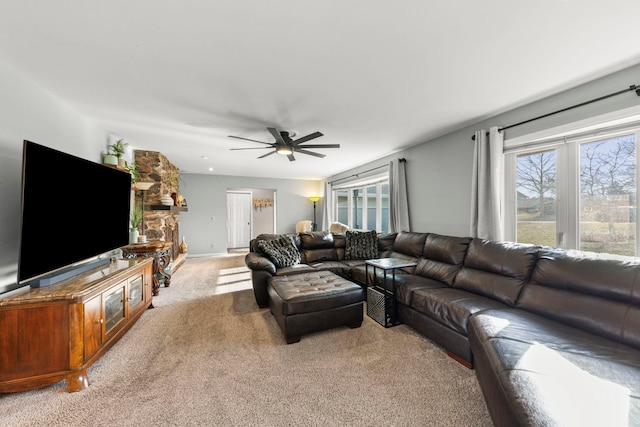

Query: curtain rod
<box><xmin>328</xmin><ymin>158</ymin><xmax>405</xmax><ymax>185</ymax></box>
<box><xmin>471</xmin><ymin>84</ymin><xmax>640</xmax><ymax>141</ymax></box>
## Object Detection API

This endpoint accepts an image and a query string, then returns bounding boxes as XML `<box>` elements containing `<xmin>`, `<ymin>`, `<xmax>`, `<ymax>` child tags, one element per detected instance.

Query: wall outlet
<box><xmin>210</xmin><ymin>243</ymin><xmax>215</xmax><ymax>249</ymax></box>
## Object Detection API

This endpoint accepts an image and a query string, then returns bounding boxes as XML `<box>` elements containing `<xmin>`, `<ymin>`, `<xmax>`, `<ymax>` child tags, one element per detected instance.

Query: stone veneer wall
<box><xmin>134</xmin><ymin>150</ymin><xmax>182</xmax><ymax>259</ymax></box>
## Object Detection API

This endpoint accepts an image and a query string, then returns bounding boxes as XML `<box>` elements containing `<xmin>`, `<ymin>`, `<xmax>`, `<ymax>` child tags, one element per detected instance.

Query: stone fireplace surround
<box><xmin>134</xmin><ymin>150</ymin><xmax>185</xmax><ymax>267</ymax></box>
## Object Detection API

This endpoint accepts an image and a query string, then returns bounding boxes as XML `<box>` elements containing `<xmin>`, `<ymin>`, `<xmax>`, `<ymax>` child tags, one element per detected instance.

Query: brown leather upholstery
<box><xmin>453</xmin><ymin>239</ymin><xmax>539</xmax><ymax>306</ymax></box>
<box><xmin>247</xmin><ymin>231</ymin><xmax>381</xmax><ymax>307</ymax></box>
<box><xmin>414</xmin><ymin>233</ymin><xmax>471</xmax><ymax>286</ymax></box>
<box><xmin>246</xmin><ymin>230</ymin><xmax>640</xmax><ymax>426</ymax></box>
<box><xmin>469</xmin><ymin>308</ymin><xmax>640</xmax><ymax>426</ymax></box>
<box><xmin>518</xmin><ymin>248</ymin><xmax>640</xmax><ymax>348</ymax></box>
<box><xmin>268</xmin><ymin>271</ymin><xmax>363</xmax><ymax>343</ymax></box>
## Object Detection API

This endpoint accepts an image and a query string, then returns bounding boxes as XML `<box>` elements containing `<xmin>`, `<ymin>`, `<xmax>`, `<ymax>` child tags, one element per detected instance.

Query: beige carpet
<box><xmin>1</xmin><ymin>254</ymin><xmax>493</xmax><ymax>426</ymax></box>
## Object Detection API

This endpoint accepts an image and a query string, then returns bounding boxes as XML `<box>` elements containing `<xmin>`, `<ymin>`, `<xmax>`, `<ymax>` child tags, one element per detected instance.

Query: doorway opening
<box><xmin>226</xmin><ymin>188</ymin><xmax>276</xmax><ymax>251</ymax></box>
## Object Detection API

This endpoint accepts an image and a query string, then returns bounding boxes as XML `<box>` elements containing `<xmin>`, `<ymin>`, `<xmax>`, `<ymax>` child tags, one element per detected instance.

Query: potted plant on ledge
<box><xmin>110</xmin><ymin>139</ymin><xmax>128</xmax><ymax>167</ymax></box>
<box><xmin>125</xmin><ymin>161</ymin><xmax>141</xmax><ymax>186</ymax></box>
<box><xmin>130</xmin><ymin>204</ymin><xmax>143</xmax><ymax>244</ymax></box>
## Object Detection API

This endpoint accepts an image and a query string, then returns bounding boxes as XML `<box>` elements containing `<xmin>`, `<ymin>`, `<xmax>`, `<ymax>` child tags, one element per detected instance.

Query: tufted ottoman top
<box><xmin>268</xmin><ymin>271</ymin><xmax>363</xmax><ymax>316</ymax></box>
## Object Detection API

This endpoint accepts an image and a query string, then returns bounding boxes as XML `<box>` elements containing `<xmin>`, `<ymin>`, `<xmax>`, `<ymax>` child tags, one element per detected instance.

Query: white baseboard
<box><xmin>186</xmin><ymin>252</ymin><xmax>237</xmax><ymax>258</ymax></box>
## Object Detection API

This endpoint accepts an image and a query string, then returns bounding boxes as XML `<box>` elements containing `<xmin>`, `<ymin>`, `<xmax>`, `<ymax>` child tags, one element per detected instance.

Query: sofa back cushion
<box><xmin>518</xmin><ymin>248</ymin><xmax>640</xmax><ymax>350</ymax></box>
<box><xmin>414</xmin><ymin>234</ymin><xmax>471</xmax><ymax>286</ymax></box>
<box><xmin>378</xmin><ymin>232</ymin><xmax>397</xmax><ymax>252</ymax></box>
<box><xmin>454</xmin><ymin>239</ymin><xmax>539</xmax><ymax>305</ymax></box>
<box><xmin>298</xmin><ymin>231</ymin><xmax>338</xmax><ymax>263</ymax></box>
<box><xmin>299</xmin><ymin>231</ymin><xmax>334</xmax><ymax>249</ymax></box>
<box><xmin>333</xmin><ymin>233</ymin><xmax>346</xmax><ymax>260</ymax></box>
<box><xmin>392</xmin><ymin>232</ymin><xmax>427</xmax><ymax>258</ymax></box>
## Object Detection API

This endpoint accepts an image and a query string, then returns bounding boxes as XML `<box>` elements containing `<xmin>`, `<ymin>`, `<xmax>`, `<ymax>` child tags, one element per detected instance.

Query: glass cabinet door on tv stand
<box><xmin>104</xmin><ymin>284</ymin><xmax>126</xmax><ymax>336</ymax></box>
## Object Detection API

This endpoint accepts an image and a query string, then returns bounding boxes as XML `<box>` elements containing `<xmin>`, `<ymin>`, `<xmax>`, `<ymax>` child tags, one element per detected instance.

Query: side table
<box><xmin>121</xmin><ymin>240</ymin><xmax>172</xmax><ymax>297</ymax></box>
<box><xmin>365</xmin><ymin>258</ymin><xmax>417</xmax><ymax>327</ymax></box>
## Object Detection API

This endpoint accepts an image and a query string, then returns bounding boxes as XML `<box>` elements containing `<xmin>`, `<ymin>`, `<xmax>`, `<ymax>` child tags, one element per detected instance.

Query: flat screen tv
<box><xmin>18</xmin><ymin>140</ymin><xmax>132</xmax><ymax>287</ymax></box>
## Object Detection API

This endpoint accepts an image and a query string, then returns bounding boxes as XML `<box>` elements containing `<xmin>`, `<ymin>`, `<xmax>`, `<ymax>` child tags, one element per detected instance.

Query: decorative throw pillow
<box><xmin>257</xmin><ymin>235</ymin><xmax>301</xmax><ymax>267</ymax></box>
<box><xmin>345</xmin><ymin>230</ymin><xmax>378</xmax><ymax>260</ymax></box>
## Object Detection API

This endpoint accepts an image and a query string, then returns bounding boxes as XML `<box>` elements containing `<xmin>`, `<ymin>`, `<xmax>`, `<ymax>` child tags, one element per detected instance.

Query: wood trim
<box><xmin>447</xmin><ymin>351</ymin><xmax>473</xmax><ymax>369</ymax></box>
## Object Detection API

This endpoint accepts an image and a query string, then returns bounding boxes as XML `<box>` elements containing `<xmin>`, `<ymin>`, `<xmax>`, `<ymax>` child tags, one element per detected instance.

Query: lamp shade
<box><xmin>308</xmin><ymin>196</ymin><xmax>321</xmax><ymax>203</ymax></box>
<box><xmin>134</xmin><ymin>181</ymin><xmax>154</xmax><ymax>191</ymax></box>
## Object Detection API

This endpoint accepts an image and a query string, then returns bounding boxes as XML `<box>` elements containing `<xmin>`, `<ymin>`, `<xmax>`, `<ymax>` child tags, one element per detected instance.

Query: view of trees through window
<box><xmin>579</xmin><ymin>135</ymin><xmax>636</xmax><ymax>255</ymax></box>
<box><xmin>516</xmin><ymin>134</ymin><xmax>637</xmax><ymax>256</ymax></box>
<box><xmin>516</xmin><ymin>149</ymin><xmax>557</xmax><ymax>247</ymax></box>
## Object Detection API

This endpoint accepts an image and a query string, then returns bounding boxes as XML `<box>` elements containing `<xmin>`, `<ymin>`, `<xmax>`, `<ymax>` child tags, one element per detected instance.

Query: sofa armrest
<box><xmin>245</xmin><ymin>252</ymin><xmax>276</xmax><ymax>274</ymax></box>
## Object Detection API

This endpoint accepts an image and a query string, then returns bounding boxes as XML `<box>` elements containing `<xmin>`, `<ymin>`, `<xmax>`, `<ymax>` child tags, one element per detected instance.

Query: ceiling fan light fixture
<box><xmin>229</xmin><ymin>127</ymin><xmax>335</xmax><ymax>161</ymax></box>
<box><xmin>276</xmin><ymin>145</ymin><xmax>293</xmax><ymax>155</ymax></box>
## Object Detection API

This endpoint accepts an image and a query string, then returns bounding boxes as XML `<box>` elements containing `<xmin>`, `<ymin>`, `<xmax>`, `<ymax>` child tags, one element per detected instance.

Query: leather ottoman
<box><xmin>267</xmin><ymin>271</ymin><xmax>364</xmax><ymax>343</ymax></box>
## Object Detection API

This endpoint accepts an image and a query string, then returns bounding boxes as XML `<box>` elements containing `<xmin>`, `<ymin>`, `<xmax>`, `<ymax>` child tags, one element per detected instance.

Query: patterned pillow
<box><xmin>257</xmin><ymin>236</ymin><xmax>301</xmax><ymax>267</ymax></box>
<box><xmin>345</xmin><ymin>230</ymin><xmax>378</xmax><ymax>260</ymax></box>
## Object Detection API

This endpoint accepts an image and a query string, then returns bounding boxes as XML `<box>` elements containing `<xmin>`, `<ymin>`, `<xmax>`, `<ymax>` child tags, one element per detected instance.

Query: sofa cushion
<box><xmin>298</xmin><ymin>231</ymin><xmax>338</xmax><ymax>263</ymax></box>
<box><xmin>414</xmin><ymin>233</ymin><xmax>472</xmax><ymax>286</ymax></box>
<box><xmin>469</xmin><ymin>308</ymin><xmax>640</xmax><ymax>426</ymax></box>
<box><xmin>345</xmin><ymin>230</ymin><xmax>378</xmax><ymax>259</ymax></box>
<box><xmin>394</xmin><ymin>273</ymin><xmax>449</xmax><ymax>306</ymax></box>
<box><xmin>377</xmin><ymin>232</ymin><xmax>398</xmax><ymax>253</ymax></box>
<box><xmin>257</xmin><ymin>235</ymin><xmax>301</xmax><ymax>268</ymax></box>
<box><xmin>299</xmin><ymin>231</ymin><xmax>334</xmax><ymax>249</ymax></box>
<box><xmin>392</xmin><ymin>231</ymin><xmax>427</xmax><ymax>258</ymax></box>
<box><xmin>303</xmin><ymin>248</ymin><xmax>339</xmax><ymax>263</ymax></box>
<box><xmin>518</xmin><ymin>248</ymin><xmax>640</xmax><ymax>350</ymax></box>
<box><xmin>410</xmin><ymin>287</ymin><xmax>508</xmax><ymax>335</ymax></box>
<box><xmin>454</xmin><ymin>239</ymin><xmax>539</xmax><ymax>306</ymax></box>
<box><xmin>332</xmin><ymin>233</ymin><xmax>346</xmax><ymax>260</ymax></box>
<box><xmin>333</xmin><ymin>233</ymin><xmax>346</xmax><ymax>248</ymax></box>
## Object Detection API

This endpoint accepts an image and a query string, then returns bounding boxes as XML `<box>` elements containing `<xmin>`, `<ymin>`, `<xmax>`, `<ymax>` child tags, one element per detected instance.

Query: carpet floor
<box><xmin>1</xmin><ymin>254</ymin><xmax>493</xmax><ymax>426</ymax></box>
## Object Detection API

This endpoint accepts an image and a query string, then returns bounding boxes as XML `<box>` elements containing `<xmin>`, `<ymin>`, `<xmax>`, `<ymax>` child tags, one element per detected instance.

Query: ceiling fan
<box><xmin>228</xmin><ymin>127</ymin><xmax>340</xmax><ymax>161</ymax></box>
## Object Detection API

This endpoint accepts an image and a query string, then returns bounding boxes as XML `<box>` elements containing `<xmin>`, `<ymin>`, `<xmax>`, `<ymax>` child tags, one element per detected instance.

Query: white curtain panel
<box><xmin>470</xmin><ymin>126</ymin><xmax>504</xmax><ymax>240</ymax></box>
<box><xmin>389</xmin><ymin>158</ymin><xmax>410</xmax><ymax>233</ymax></box>
<box><xmin>321</xmin><ymin>180</ymin><xmax>333</xmax><ymax>231</ymax></box>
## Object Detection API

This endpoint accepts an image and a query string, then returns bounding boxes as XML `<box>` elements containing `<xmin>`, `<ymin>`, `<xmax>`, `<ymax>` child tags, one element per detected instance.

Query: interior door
<box><xmin>227</xmin><ymin>191</ymin><xmax>252</xmax><ymax>249</ymax></box>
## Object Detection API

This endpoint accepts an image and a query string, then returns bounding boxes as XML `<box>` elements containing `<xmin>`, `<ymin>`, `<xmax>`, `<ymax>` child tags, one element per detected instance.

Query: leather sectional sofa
<box><xmin>245</xmin><ymin>230</ymin><xmax>640</xmax><ymax>426</ymax></box>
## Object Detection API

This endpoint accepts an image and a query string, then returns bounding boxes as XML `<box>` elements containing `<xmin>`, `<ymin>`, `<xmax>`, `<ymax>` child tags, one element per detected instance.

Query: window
<box><xmin>505</xmin><ymin>123</ymin><xmax>640</xmax><ymax>257</ymax></box>
<box><xmin>579</xmin><ymin>135</ymin><xmax>636</xmax><ymax>255</ymax></box>
<box><xmin>515</xmin><ymin>149</ymin><xmax>557</xmax><ymax>247</ymax></box>
<box><xmin>332</xmin><ymin>174</ymin><xmax>389</xmax><ymax>232</ymax></box>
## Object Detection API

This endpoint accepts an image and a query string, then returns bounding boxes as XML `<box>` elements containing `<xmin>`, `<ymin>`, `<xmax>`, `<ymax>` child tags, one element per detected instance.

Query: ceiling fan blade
<box><xmin>267</xmin><ymin>127</ymin><xmax>286</xmax><ymax>145</ymax></box>
<box><xmin>228</xmin><ymin>135</ymin><xmax>272</xmax><ymax>146</ymax></box>
<box><xmin>295</xmin><ymin>144</ymin><xmax>340</xmax><ymax>149</ymax></box>
<box><xmin>292</xmin><ymin>131</ymin><xmax>323</xmax><ymax>145</ymax></box>
<box><xmin>258</xmin><ymin>151</ymin><xmax>276</xmax><ymax>159</ymax></box>
<box><xmin>295</xmin><ymin>148</ymin><xmax>326</xmax><ymax>158</ymax></box>
<box><xmin>287</xmin><ymin>153</ymin><xmax>296</xmax><ymax>161</ymax></box>
<box><xmin>230</xmin><ymin>147</ymin><xmax>273</xmax><ymax>151</ymax></box>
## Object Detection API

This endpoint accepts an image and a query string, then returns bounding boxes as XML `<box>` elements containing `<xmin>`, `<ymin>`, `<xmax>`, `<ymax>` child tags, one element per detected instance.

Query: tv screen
<box><xmin>18</xmin><ymin>140</ymin><xmax>131</xmax><ymax>286</ymax></box>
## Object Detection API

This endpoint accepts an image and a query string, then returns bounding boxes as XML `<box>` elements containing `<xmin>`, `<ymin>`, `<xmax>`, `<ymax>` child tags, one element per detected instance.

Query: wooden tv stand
<box><xmin>0</xmin><ymin>258</ymin><xmax>153</xmax><ymax>393</ymax></box>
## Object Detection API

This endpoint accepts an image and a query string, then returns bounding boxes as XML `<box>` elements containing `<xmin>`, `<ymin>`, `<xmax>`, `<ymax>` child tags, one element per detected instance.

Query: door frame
<box><xmin>226</xmin><ymin>190</ymin><xmax>253</xmax><ymax>249</ymax></box>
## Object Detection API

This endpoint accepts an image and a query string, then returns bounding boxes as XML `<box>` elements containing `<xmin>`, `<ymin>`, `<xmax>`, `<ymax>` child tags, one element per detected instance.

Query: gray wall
<box><xmin>0</xmin><ymin>59</ymin><xmax>112</xmax><ymax>291</ymax></box>
<box><xmin>247</xmin><ymin>187</ymin><xmax>276</xmax><ymax>237</ymax></box>
<box><xmin>1</xmin><ymin>52</ymin><xmax>639</xmax><ymax>284</ymax></box>
<box><xmin>179</xmin><ymin>174</ymin><xmax>321</xmax><ymax>255</ymax></box>
<box><xmin>326</xmin><ymin>63</ymin><xmax>640</xmax><ymax>237</ymax></box>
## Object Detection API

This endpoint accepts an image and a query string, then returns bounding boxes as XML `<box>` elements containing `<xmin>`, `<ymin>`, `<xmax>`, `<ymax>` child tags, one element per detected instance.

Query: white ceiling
<box><xmin>1</xmin><ymin>1</ymin><xmax>640</xmax><ymax>180</ymax></box>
